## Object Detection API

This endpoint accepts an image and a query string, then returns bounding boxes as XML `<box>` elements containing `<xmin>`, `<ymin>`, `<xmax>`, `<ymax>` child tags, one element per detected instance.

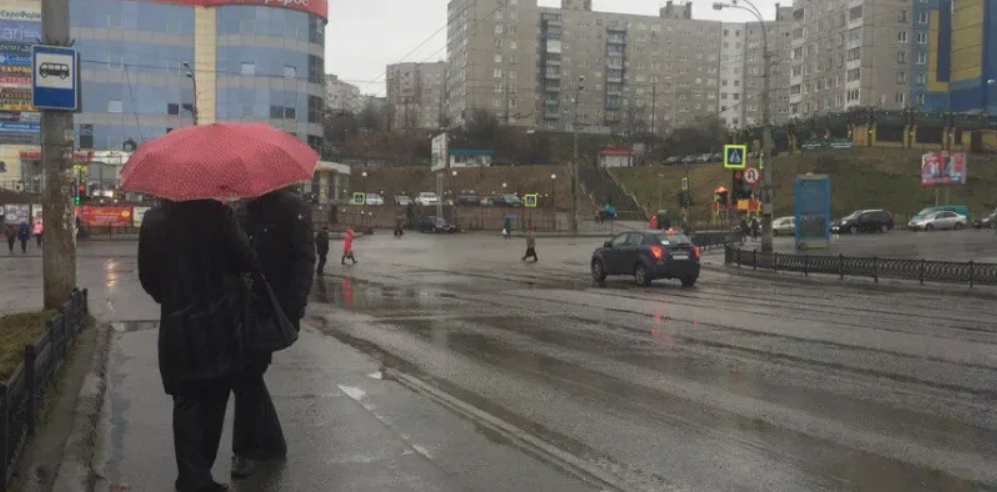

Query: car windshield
<box><xmin>914</xmin><ymin>207</ymin><xmax>937</xmax><ymax>217</ymax></box>
<box><xmin>842</xmin><ymin>211</ymin><xmax>861</xmax><ymax>220</ymax></box>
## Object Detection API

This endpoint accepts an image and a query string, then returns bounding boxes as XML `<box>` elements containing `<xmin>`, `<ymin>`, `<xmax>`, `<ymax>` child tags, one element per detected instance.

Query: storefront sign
<box><xmin>0</xmin><ymin>10</ymin><xmax>42</xmax><ymax>22</ymax></box>
<box><xmin>152</xmin><ymin>0</ymin><xmax>328</xmax><ymax>20</ymax></box>
<box><xmin>79</xmin><ymin>205</ymin><xmax>133</xmax><ymax>228</ymax></box>
<box><xmin>19</xmin><ymin>149</ymin><xmax>93</xmax><ymax>161</ymax></box>
<box><xmin>0</xmin><ymin>65</ymin><xmax>30</xmax><ymax>75</ymax></box>
<box><xmin>0</xmin><ymin>121</ymin><xmax>37</xmax><ymax>132</ymax></box>
<box><xmin>0</xmin><ymin>75</ymin><xmax>29</xmax><ymax>88</ymax></box>
<box><xmin>0</xmin><ymin>41</ymin><xmax>31</xmax><ymax>55</ymax></box>
<box><xmin>0</xmin><ymin>21</ymin><xmax>40</xmax><ymax>43</ymax></box>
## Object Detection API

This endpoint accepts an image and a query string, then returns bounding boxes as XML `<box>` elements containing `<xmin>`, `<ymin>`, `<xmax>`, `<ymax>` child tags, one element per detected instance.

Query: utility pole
<box><xmin>184</xmin><ymin>61</ymin><xmax>199</xmax><ymax>124</ymax></box>
<box><xmin>569</xmin><ymin>75</ymin><xmax>585</xmax><ymax>235</ymax></box>
<box><xmin>759</xmin><ymin>21</ymin><xmax>774</xmax><ymax>253</ymax></box>
<box><xmin>650</xmin><ymin>81</ymin><xmax>657</xmax><ymax>161</ymax></box>
<box><xmin>40</xmin><ymin>0</ymin><xmax>76</xmax><ymax>309</ymax></box>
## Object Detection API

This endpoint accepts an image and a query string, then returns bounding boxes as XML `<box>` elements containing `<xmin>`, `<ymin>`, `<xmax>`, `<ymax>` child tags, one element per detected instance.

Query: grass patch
<box><xmin>0</xmin><ymin>311</ymin><xmax>56</xmax><ymax>382</ymax></box>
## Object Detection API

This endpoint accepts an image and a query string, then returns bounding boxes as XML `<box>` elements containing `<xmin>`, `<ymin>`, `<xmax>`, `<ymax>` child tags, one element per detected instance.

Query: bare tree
<box><xmin>461</xmin><ymin>108</ymin><xmax>500</xmax><ymax>148</ymax></box>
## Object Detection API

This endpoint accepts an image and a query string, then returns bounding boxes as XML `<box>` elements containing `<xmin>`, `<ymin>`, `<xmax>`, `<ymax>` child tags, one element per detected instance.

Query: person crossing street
<box><xmin>315</xmin><ymin>226</ymin><xmax>329</xmax><ymax>274</ymax></box>
<box><xmin>522</xmin><ymin>228</ymin><xmax>538</xmax><ymax>262</ymax></box>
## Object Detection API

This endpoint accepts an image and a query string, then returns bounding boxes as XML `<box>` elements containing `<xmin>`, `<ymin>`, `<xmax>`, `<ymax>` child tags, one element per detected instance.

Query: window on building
<box><xmin>167</xmin><ymin>103</ymin><xmax>180</xmax><ymax>115</ymax></box>
<box><xmin>284</xmin><ymin>107</ymin><xmax>296</xmax><ymax>119</ymax></box>
<box><xmin>917</xmin><ymin>52</ymin><xmax>927</xmax><ymax>64</ymax></box>
<box><xmin>899</xmin><ymin>10</ymin><xmax>909</xmax><ymax>22</ymax></box>
<box><xmin>918</xmin><ymin>12</ymin><xmax>928</xmax><ymax>24</ymax></box>
<box><xmin>897</xmin><ymin>31</ymin><xmax>907</xmax><ymax>43</ymax></box>
<box><xmin>270</xmin><ymin>105</ymin><xmax>284</xmax><ymax>119</ymax></box>
<box><xmin>284</xmin><ymin>65</ymin><xmax>297</xmax><ymax>78</ymax></box>
<box><xmin>494</xmin><ymin>54</ymin><xmax>502</xmax><ymax>63</ymax></box>
<box><xmin>108</xmin><ymin>100</ymin><xmax>123</xmax><ymax>113</ymax></box>
<box><xmin>915</xmin><ymin>72</ymin><xmax>926</xmax><ymax>84</ymax></box>
<box><xmin>897</xmin><ymin>51</ymin><xmax>908</xmax><ymax>64</ymax></box>
<box><xmin>895</xmin><ymin>92</ymin><xmax>905</xmax><ymax>104</ymax></box>
<box><xmin>241</xmin><ymin>62</ymin><xmax>255</xmax><ymax>75</ymax></box>
<box><xmin>897</xmin><ymin>71</ymin><xmax>907</xmax><ymax>84</ymax></box>
<box><xmin>916</xmin><ymin>32</ymin><xmax>928</xmax><ymax>44</ymax></box>
<box><xmin>493</xmin><ymin>68</ymin><xmax>503</xmax><ymax>78</ymax></box>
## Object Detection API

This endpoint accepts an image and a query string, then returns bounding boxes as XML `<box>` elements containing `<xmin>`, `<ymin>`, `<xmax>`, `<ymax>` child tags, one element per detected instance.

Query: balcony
<box><xmin>544</xmin><ymin>70</ymin><xmax>561</xmax><ymax>80</ymax></box>
<box><xmin>606</xmin><ymin>60</ymin><xmax>624</xmax><ymax>70</ymax></box>
<box><xmin>607</xmin><ymin>35</ymin><xmax>626</xmax><ymax>44</ymax></box>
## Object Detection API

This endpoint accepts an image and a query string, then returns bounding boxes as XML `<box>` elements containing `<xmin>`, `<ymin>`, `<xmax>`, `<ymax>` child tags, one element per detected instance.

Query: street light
<box><xmin>451</xmin><ymin>170</ymin><xmax>459</xmax><ymax>225</ymax></box>
<box><xmin>713</xmin><ymin>0</ymin><xmax>774</xmax><ymax>253</ymax></box>
<box><xmin>183</xmin><ymin>61</ymin><xmax>198</xmax><ymax>125</ymax></box>
<box><xmin>550</xmin><ymin>173</ymin><xmax>557</xmax><ymax>220</ymax></box>
<box><xmin>570</xmin><ymin>75</ymin><xmax>586</xmax><ymax>235</ymax></box>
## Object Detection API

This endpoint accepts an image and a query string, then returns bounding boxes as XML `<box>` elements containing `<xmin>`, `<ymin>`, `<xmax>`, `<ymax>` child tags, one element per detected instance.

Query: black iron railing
<box><xmin>725</xmin><ymin>247</ymin><xmax>997</xmax><ymax>287</ymax></box>
<box><xmin>0</xmin><ymin>289</ymin><xmax>89</xmax><ymax>490</ymax></box>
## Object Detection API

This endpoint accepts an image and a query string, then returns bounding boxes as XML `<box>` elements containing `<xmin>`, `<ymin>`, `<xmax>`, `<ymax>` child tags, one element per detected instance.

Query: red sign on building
<box><xmin>79</xmin><ymin>206</ymin><xmax>133</xmax><ymax>228</ymax></box>
<box><xmin>150</xmin><ymin>0</ymin><xmax>327</xmax><ymax>20</ymax></box>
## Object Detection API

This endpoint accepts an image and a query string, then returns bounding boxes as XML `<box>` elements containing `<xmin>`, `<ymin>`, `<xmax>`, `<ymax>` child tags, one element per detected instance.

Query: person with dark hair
<box><xmin>138</xmin><ymin>200</ymin><xmax>256</xmax><ymax>492</ymax></box>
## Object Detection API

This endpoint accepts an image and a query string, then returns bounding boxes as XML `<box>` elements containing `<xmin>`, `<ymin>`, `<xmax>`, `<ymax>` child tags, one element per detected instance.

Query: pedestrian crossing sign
<box><xmin>723</xmin><ymin>144</ymin><xmax>747</xmax><ymax>170</ymax></box>
<box><xmin>524</xmin><ymin>193</ymin><xmax>538</xmax><ymax>208</ymax></box>
<box><xmin>351</xmin><ymin>192</ymin><xmax>365</xmax><ymax>205</ymax></box>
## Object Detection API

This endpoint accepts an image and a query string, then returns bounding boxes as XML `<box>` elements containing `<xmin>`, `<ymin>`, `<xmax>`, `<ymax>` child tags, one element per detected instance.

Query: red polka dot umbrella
<box><xmin>119</xmin><ymin>122</ymin><xmax>318</xmax><ymax>201</ymax></box>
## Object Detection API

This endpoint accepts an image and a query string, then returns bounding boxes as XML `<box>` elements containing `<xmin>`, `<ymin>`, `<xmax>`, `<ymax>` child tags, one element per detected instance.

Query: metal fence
<box><xmin>725</xmin><ymin>247</ymin><xmax>997</xmax><ymax>287</ymax></box>
<box><xmin>0</xmin><ymin>289</ymin><xmax>89</xmax><ymax>490</ymax></box>
<box><xmin>691</xmin><ymin>230</ymin><xmax>735</xmax><ymax>251</ymax></box>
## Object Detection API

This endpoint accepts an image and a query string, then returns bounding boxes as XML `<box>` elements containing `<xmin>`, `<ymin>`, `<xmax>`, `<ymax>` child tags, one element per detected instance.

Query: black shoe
<box><xmin>231</xmin><ymin>456</ymin><xmax>262</xmax><ymax>479</ymax></box>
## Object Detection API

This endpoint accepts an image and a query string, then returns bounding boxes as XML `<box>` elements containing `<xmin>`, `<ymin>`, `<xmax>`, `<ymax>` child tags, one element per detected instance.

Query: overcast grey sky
<box><xmin>324</xmin><ymin>0</ymin><xmax>785</xmax><ymax>96</ymax></box>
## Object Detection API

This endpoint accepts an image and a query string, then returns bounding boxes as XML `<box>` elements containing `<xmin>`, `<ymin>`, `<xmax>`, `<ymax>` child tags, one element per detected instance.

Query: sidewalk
<box><xmin>90</xmin><ymin>318</ymin><xmax>596</xmax><ymax>492</ymax></box>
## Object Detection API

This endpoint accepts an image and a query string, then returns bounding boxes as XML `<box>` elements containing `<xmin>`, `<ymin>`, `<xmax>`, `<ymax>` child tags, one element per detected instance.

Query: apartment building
<box><xmin>385</xmin><ymin>61</ymin><xmax>447</xmax><ymax>129</ymax></box>
<box><xmin>446</xmin><ymin>0</ymin><xmax>793</xmax><ymax>135</ymax></box>
<box><xmin>718</xmin><ymin>5</ymin><xmax>795</xmax><ymax>129</ymax></box>
<box><xmin>788</xmin><ymin>0</ymin><xmax>914</xmax><ymax>118</ymax></box>
<box><xmin>325</xmin><ymin>74</ymin><xmax>365</xmax><ymax>114</ymax></box>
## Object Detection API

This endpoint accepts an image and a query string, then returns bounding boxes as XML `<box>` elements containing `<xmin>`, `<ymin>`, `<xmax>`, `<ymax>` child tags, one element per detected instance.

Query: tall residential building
<box><xmin>0</xmin><ymin>0</ymin><xmax>327</xmax><ymax>190</ymax></box>
<box><xmin>325</xmin><ymin>74</ymin><xmax>365</xmax><ymax>114</ymax></box>
<box><xmin>788</xmin><ymin>0</ymin><xmax>913</xmax><ymax>118</ymax></box>
<box><xmin>446</xmin><ymin>0</ymin><xmax>792</xmax><ymax>135</ymax></box>
<box><xmin>385</xmin><ymin>61</ymin><xmax>447</xmax><ymax>129</ymax></box>
<box><xmin>718</xmin><ymin>5</ymin><xmax>795</xmax><ymax>129</ymax></box>
<box><xmin>921</xmin><ymin>0</ymin><xmax>996</xmax><ymax>114</ymax></box>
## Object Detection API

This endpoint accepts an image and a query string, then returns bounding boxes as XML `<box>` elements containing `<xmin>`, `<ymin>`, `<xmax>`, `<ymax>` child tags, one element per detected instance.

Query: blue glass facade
<box><xmin>66</xmin><ymin>0</ymin><xmax>325</xmax><ymax>152</ymax></box>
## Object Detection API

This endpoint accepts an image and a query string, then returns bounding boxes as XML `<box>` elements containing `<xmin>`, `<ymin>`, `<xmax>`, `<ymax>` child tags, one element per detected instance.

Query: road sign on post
<box><xmin>31</xmin><ymin>45</ymin><xmax>79</xmax><ymax>111</ymax></box>
<box><xmin>351</xmin><ymin>192</ymin><xmax>365</xmax><ymax>205</ymax></box>
<box><xmin>524</xmin><ymin>194</ymin><xmax>538</xmax><ymax>208</ymax></box>
<box><xmin>723</xmin><ymin>144</ymin><xmax>747</xmax><ymax>170</ymax></box>
<box><xmin>743</xmin><ymin>166</ymin><xmax>761</xmax><ymax>185</ymax></box>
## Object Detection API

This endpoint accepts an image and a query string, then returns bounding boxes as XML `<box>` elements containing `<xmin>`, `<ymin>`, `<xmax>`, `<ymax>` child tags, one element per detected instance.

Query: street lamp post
<box><xmin>714</xmin><ymin>0</ymin><xmax>773</xmax><ymax>252</ymax></box>
<box><xmin>183</xmin><ymin>61</ymin><xmax>199</xmax><ymax>125</ymax></box>
<box><xmin>451</xmin><ymin>170</ymin><xmax>458</xmax><ymax>226</ymax></box>
<box><xmin>570</xmin><ymin>75</ymin><xmax>586</xmax><ymax>235</ymax></box>
<box><xmin>550</xmin><ymin>173</ymin><xmax>557</xmax><ymax>230</ymax></box>
<box><xmin>361</xmin><ymin>171</ymin><xmax>368</xmax><ymax>228</ymax></box>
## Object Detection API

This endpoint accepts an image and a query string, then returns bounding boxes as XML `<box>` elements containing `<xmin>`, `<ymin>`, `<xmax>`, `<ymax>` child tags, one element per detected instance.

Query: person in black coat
<box><xmin>232</xmin><ymin>188</ymin><xmax>315</xmax><ymax>477</ymax></box>
<box><xmin>138</xmin><ymin>200</ymin><xmax>256</xmax><ymax>492</ymax></box>
<box><xmin>315</xmin><ymin>226</ymin><xmax>330</xmax><ymax>274</ymax></box>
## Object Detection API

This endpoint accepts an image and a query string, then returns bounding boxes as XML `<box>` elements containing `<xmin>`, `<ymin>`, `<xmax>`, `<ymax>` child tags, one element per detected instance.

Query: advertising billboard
<box><xmin>794</xmin><ymin>174</ymin><xmax>831</xmax><ymax>252</ymax></box>
<box><xmin>921</xmin><ymin>152</ymin><xmax>967</xmax><ymax>186</ymax></box>
<box><xmin>79</xmin><ymin>206</ymin><xmax>133</xmax><ymax>228</ymax></box>
<box><xmin>2</xmin><ymin>203</ymin><xmax>29</xmax><ymax>224</ymax></box>
<box><xmin>430</xmin><ymin>132</ymin><xmax>448</xmax><ymax>172</ymax></box>
<box><xmin>0</xmin><ymin>1</ymin><xmax>39</xmax><ymax>143</ymax></box>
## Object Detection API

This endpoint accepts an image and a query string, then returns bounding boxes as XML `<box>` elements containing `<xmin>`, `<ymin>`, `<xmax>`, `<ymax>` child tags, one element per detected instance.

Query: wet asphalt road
<box><xmin>309</xmin><ymin>232</ymin><xmax>997</xmax><ymax>492</ymax></box>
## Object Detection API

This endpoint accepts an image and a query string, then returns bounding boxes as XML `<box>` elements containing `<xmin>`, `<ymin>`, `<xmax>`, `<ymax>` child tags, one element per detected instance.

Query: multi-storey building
<box><xmin>922</xmin><ymin>0</ymin><xmax>996</xmax><ymax>114</ymax></box>
<box><xmin>0</xmin><ymin>0</ymin><xmax>328</xmax><ymax>189</ymax></box>
<box><xmin>385</xmin><ymin>61</ymin><xmax>447</xmax><ymax>130</ymax></box>
<box><xmin>718</xmin><ymin>5</ymin><xmax>794</xmax><ymax>129</ymax></box>
<box><xmin>446</xmin><ymin>0</ymin><xmax>792</xmax><ymax>135</ymax></box>
<box><xmin>325</xmin><ymin>74</ymin><xmax>365</xmax><ymax>114</ymax></box>
<box><xmin>788</xmin><ymin>0</ymin><xmax>913</xmax><ymax>118</ymax></box>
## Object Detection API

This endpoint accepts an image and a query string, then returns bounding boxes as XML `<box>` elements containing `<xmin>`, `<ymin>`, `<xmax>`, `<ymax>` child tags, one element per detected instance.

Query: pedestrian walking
<box><xmin>315</xmin><ymin>226</ymin><xmax>329</xmax><ymax>274</ymax></box>
<box><xmin>522</xmin><ymin>229</ymin><xmax>538</xmax><ymax>262</ymax></box>
<box><xmin>393</xmin><ymin>215</ymin><xmax>404</xmax><ymax>237</ymax></box>
<box><xmin>32</xmin><ymin>219</ymin><xmax>43</xmax><ymax>247</ymax></box>
<box><xmin>17</xmin><ymin>221</ymin><xmax>29</xmax><ymax>253</ymax></box>
<box><xmin>137</xmin><ymin>200</ymin><xmax>257</xmax><ymax>492</ymax></box>
<box><xmin>503</xmin><ymin>217</ymin><xmax>512</xmax><ymax>239</ymax></box>
<box><xmin>4</xmin><ymin>222</ymin><xmax>16</xmax><ymax>254</ymax></box>
<box><xmin>341</xmin><ymin>226</ymin><xmax>357</xmax><ymax>265</ymax></box>
<box><xmin>235</xmin><ymin>187</ymin><xmax>315</xmax><ymax>478</ymax></box>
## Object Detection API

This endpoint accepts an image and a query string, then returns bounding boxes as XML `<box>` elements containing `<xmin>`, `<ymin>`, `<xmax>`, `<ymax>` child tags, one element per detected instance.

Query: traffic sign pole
<box><xmin>39</xmin><ymin>0</ymin><xmax>78</xmax><ymax>310</ymax></box>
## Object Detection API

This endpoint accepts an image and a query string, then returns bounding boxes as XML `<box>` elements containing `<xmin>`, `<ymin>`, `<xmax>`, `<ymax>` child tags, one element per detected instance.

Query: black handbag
<box><xmin>242</xmin><ymin>271</ymin><xmax>299</xmax><ymax>353</ymax></box>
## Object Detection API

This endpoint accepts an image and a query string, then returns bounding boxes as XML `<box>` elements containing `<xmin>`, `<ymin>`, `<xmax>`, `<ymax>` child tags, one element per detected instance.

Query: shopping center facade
<box><xmin>0</xmin><ymin>0</ymin><xmax>328</xmax><ymax>191</ymax></box>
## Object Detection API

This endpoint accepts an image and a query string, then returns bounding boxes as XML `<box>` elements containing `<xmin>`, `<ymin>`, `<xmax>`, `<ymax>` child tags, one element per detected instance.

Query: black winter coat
<box><xmin>138</xmin><ymin>201</ymin><xmax>256</xmax><ymax>395</ymax></box>
<box><xmin>245</xmin><ymin>190</ymin><xmax>316</xmax><ymax>325</ymax></box>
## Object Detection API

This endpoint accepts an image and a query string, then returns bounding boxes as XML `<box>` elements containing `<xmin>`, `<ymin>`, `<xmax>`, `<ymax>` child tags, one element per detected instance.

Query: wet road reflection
<box><xmin>309</xmin><ymin>233</ymin><xmax>997</xmax><ymax>492</ymax></box>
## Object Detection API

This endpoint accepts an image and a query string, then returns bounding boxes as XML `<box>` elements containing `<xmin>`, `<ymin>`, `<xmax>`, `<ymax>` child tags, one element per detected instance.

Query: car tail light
<box><xmin>651</xmin><ymin>245</ymin><xmax>663</xmax><ymax>260</ymax></box>
<box><xmin>694</xmin><ymin>246</ymin><xmax>701</xmax><ymax>259</ymax></box>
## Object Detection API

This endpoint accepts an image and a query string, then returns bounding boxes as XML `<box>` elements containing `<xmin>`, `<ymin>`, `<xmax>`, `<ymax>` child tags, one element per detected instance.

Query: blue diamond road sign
<box><xmin>723</xmin><ymin>144</ymin><xmax>747</xmax><ymax>169</ymax></box>
<box><xmin>31</xmin><ymin>45</ymin><xmax>79</xmax><ymax>111</ymax></box>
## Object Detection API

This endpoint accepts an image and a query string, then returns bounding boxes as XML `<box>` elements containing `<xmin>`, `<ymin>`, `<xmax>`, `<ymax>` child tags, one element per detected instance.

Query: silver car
<box><xmin>772</xmin><ymin>216</ymin><xmax>795</xmax><ymax>236</ymax></box>
<box><xmin>908</xmin><ymin>211</ymin><xmax>967</xmax><ymax>231</ymax></box>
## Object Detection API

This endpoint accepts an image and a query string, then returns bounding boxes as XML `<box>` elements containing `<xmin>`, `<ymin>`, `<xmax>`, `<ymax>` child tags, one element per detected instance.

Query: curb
<box><xmin>50</xmin><ymin>323</ymin><xmax>113</xmax><ymax>492</ymax></box>
<box><xmin>385</xmin><ymin>368</ymin><xmax>641</xmax><ymax>492</ymax></box>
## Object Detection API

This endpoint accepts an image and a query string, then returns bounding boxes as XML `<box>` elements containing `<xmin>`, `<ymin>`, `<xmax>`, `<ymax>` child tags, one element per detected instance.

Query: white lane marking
<box><xmin>337</xmin><ymin>384</ymin><xmax>366</xmax><ymax>401</ymax></box>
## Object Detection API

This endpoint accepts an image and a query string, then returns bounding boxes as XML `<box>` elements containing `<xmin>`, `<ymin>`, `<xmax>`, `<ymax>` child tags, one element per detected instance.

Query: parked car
<box><xmin>491</xmin><ymin>194</ymin><xmax>523</xmax><ymax>207</ymax></box>
<box><xmin>395</xmin><ymin>195</ymin><xmax>412</xmax><ymax>206</ymax></box>
<box><xmin>910</xmin><ymin>205</ymin><xmax>971</xmax><ymax>223</ymax></box>
<box><xmin>772</xmin><ymin>216</ymin><xmax>795</xmax><ymax>236</ymax></box>
<box><xmin>908</xmin><ymin>210</ymin><xmax>967</xmax><ymax>231</ymax></box>
<box><xmin>972</xmin><ymin>209</ymin><xmax>997</xmax><ymax>229</ymax></box>
<box><xmin>458</xmin><ymin>190</ymin><xmax>481</xmax><ymax>206</ymax></box>
<box><xmin>364</xmin><ymin>192</ymin><xmax>385</xmax><ymax>206</ymax></box>
<box><xmin>415</xmin><ymin>192</ymin><xmax>440</xmax><ymax>206</ymax></box>
<box><xmin>590</xmin><ymin>230</ymin><xmax>701</xmax><ymax>287</ymax></box>
<box><xmin>831</xmin><ymin>209</ymin><xmax>894</xmax><ymax>234</ymax></box>
<box><xmin>416</xmin><ymin>216</ymin><xmax>459</xmax><ymax>233</ymax></box>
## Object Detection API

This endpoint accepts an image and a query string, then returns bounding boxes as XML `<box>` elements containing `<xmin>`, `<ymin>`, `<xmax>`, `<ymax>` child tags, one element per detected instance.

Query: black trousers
<box><xmin>173</xmin><ymin>381</ymin><xmax>230</xmax><ymax>491</ymax></box>
<box><xmin>6</xmin><ymin>237</ymin><xmax>13</xmax><ymax>253</ymax></box>
<box><xmin>522</xmin><ymin>247</ymin><xmax>538</xmax><ymax>261</ymax></box>
<box><xmin>19</xmin><ymin>238</ymin><xmax>27</xmax><ymax>253</ymax></box>
<box><xmin>316</xmin><ymin>251</ymin><xmax>327</xmax><ymax>273</ymax></box>
<box><xmin>341</xmin><ymin>251</ymin><xmax>356</xmax><ymax>264</ymax></box>
<box><xmin>232</xmin><ymin>354</ymin><xmax>286</xmax><ymax>461</ymax></box>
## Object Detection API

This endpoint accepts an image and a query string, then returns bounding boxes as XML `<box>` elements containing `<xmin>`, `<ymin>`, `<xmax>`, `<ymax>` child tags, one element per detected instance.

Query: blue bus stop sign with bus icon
<box><xmin>31</xmin><ymin>45</ymin><xmax>78</xmax><ymax>111</ymax></box>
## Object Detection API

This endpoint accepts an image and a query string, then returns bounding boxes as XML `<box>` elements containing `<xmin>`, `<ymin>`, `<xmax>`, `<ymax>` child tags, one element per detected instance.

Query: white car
<box><xmin>772</xmin><ymin>216</ymin><xmax>795</xmax><ymax>236</ymax></box>
<box><xmin>365</xmin><ymin>193</ymin><xmax>385</xmax><ymax>206</ymax></box>
<box><xmin>908</xmin><ymin>211</ymin><xmax>967</xmax><ymax>231</ymax></box>
<box><xmin>415</xmin><ymin>192</ymin><xmax>440</xmax><ymax>206</ymax></box>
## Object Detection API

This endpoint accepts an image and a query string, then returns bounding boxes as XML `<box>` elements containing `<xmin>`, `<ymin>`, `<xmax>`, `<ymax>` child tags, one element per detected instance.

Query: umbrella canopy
<box><xmin>120</xmin><ymin>122</ymin><xmax>318</xmax><ymax>201</ymax></box>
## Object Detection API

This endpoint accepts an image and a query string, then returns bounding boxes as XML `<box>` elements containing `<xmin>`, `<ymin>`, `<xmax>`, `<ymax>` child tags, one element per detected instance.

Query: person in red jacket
<box><xmin>649</xmin><ymin>215</ymin><xmax>658</xmax><ymax>229</ymax></box>
<box><xmin>341</xmin><ymin>226</ymin><xmax>357</xmax><ymax>265</ymax></box>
